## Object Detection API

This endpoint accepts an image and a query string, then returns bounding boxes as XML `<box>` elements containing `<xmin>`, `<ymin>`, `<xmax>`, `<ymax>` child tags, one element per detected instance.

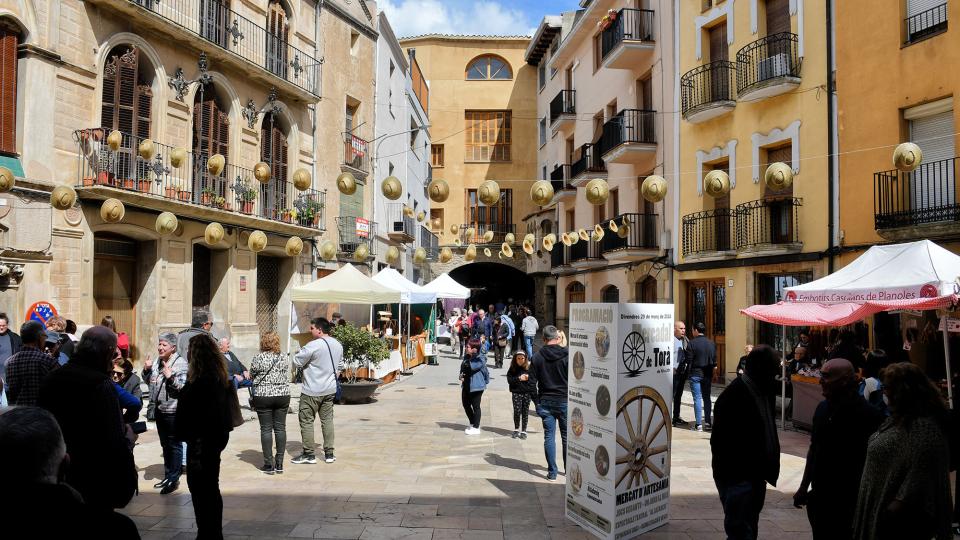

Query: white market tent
<box><xmin>421</xmin><ymin>272</ymin><xmax>470</xmax><ymax>299</ymax></box>
<box><xmin>741</xmin><ymin>240</ymin><xmax>960</xmax><ymax>419</ymax></box>
<box><xmin>291</xmin><ymin>263</ymin><xmax>401</xmax><ymax>304</ymax></box>
<box><xmin>372</xmin><ymin>268</ymin><xmax>437</xmax><ymax>304</ymax></box>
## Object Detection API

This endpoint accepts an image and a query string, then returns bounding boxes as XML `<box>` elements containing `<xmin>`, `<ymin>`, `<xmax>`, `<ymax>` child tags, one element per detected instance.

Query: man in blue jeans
<box><xmin>687</xmin><ymin>322</ymin><xmax>717</xmax><ymax>432</ymax></box>
<box><xmin>521</xmin><ymin>308</ymin><xmax>539</xmax><ymax>359</ymax></box>
<box><xmin>531</xmin><ymin>325</ymin><xmax>568</xmax><ymax>481</ymax></box>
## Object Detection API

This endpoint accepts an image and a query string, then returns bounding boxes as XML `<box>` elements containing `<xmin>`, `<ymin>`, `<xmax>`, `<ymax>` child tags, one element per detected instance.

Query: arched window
<box><xmin>602</xmin><ymin>285</ymin><xmax>620</xmax><ymax>303</ymax></box>
<box><xmin>567</xmin><ymin>281</ymin><xmax>585</xmax><ymax>306</ymax></box>
<box><xmin>193</xmin><ymin>82</ymin><xmax>230</xmax><ymax>203</ymax></box>
<box><xmin>636</xmin><ymin>276</ymin><xmax>657</xmax><ymax>303</ymax></box>
<box><xmin>266</xmin><ymin>0</ymin><xmax>290</xmax><ymax>78</ymax></box>
<box><xmin>101</xmin><ymin>46</ymin><xmax>155</xmax><ymax>182</ymax></box>
<box><xmin>0</xmin><ymin>20</ymin><xmax>22</xmax><ymax>155</ymax></box>
<box><xmin>261</xmin><ymin>111</ymin><xmax>288</xmax><ymax>220</ymax></box>
<box><xmin>540</xmin><ymin>219</ymin><xmax>553</xmax><ymax>236</ymax></box>
<box><xmin>465</xmin><ymin>55</ymin><xmax>512</xmax><ymax>80</ymax></box>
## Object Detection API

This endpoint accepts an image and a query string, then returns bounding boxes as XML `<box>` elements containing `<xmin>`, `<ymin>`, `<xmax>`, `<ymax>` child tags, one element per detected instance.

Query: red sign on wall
<box><xmin>25</xmin><ymin>301</ymin><xmax>58</xmax><ymax>324</ymax></box>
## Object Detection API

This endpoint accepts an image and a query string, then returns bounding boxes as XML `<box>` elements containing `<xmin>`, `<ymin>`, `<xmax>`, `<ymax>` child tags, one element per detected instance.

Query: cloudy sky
<box><xmin>377</xmin><ymin>0</ymin><xmax>581</xmax><ymax>38</ymax></box>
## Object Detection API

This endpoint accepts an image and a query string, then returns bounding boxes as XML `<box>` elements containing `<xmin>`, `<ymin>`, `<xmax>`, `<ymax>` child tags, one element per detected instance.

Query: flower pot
<box><xmin>241</xmin><ymin>201</ymin><xmax>254</xmax><ymax>214</ymax></box>
<box><xmin>164</xmin><ymin>186</ymin><xmax>177</xmax><ymax>199</ymax></box>
<box><xmin>338</xmin><ymin>378</ymin><xmax>382</xmax><ymax>404</ymax></box>
<box><xmin>201</xmin><ymin>193</ymin><xmax>213</xmax><ymax>206</ymax></box>
<box><xmin>177</xmin><ymin>190</ymin><xmax>191</xmax><ymax>201</ymax></box>
<box><xmin>122</xmin><ymin>179</ymin><xmax>136</xmax><ymax>189</ymax></box>
<box><xmin>313</xmin><ymin>214</ymin><xmax>321</xmax><ymax>226</ymax></box>
<box><xmin>223</xmin><ymin>202</ymin><xmax>232</xmax><ymax>211</ymax></box>
<box><xmin>82</xmin><ymin>177</ymin><xmax>95</xmax><ymax>187</ymax></box>
<box><xmin>136</xmin><ymin>179</ymin><xmax>152</xmax><ymax>192</ymax></box>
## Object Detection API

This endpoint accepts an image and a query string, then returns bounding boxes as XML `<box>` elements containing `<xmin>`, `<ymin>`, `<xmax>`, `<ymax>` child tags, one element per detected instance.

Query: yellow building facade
<box><xmin>676</xmin><ymin>0</ymin><xmax>831</xmax><ymax>380</ymax></box>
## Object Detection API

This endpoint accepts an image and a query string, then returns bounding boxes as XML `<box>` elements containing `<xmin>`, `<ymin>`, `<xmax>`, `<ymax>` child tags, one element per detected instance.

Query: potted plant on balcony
<box><xmin>296</xmin><ymin>198</ymin><xmax>324</xmax><ymax>227</ymax></box>
<box><xmin>164</xmin><ymin>181</ymin><xmax>180</xmax><ymax>199</ymax></box>
<box><xmin>200</xmin><ymin>187</ymin><xmax>217</xmax><ymax>206</ymax></box>
<box><xmin>212</xmin><ymin>195</ymin><xmax>226</xmax><ymax>210</ymax></box>
<box><xmin>238</xmin><ymin>184</ymin><xmax>257</xmax><ymax>214</ymax></box>
<box><xmin>281</xmin><ymin>207</ymin><xmax>298</xmax><ymax>223</ymax></box>
<box><xmin>329</xmin><ymin>322</ymin><xmax>388</xmax><ymax>404</ymax></box>
<box><xmin>177</xmin><ymin>184</ymin><xmax>191</xmax><ymax>201</ymax></box>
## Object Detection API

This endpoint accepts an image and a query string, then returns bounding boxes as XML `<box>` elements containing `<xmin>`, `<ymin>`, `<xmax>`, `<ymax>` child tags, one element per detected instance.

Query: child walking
<box><xmin>506</xmin><ymin>351</ymin><xmax>537</xmax><ymax>439</ymax></box>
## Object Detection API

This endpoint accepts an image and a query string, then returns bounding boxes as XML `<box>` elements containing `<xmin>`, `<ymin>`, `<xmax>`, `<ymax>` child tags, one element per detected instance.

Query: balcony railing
<box><xmin>344</xmin><ymin>133</ymin><xmax>371</xmax><ymax>175</ymax></box>
<box><xmin>336</xmin><ymin>216</ymin><xmax>377</xmax><ymax>257</ymax></box>
<box><xmin>550</xmin><ymin>90</ymin><xmax>577</xmax><ymax>125</ymax></box>
<box><xmin>74</xmin><ymin>128</ymin><xmax>324</xmax><ymax>229</ymax></box>
<box><xmin>601</xmin><ymin>8</ymin><xmax>655</xmax><ymax>61</ymax></box>
<box><xmin>419</xmin><ymin>226</ymin><xmax>439</xmax><ymax>258</ymax></box>
<box><xmin>681</xmin><ymin>61</ymin><xmax>736</xmax><ymax>116</ymax></box>
<box><xmin>682</xmin><ymin>208</ymin><xmax>735</xmax><ymax>257</ymax></box>
<box><xmin>569</xmin><ymin>238</ymin><xmax>603</xmax><ymax>263</ymax></box>
<box><xmin>601</xmin><ymin>109</ymin><xmax>657</xmax><ymax>154</ymax></box>
<box><xmin>385</xmin><ymin>203</ymin><xmax>416</xmax><ymax>241</ymax></box>
<box><xmin>735</xmin><ymin>198</ymin><xmax>802</xmax><ymax>249</ymax></box>
<box><xmin>570</xmin><ymin>143</ymin><xmax>607</xmax><ymax>178</ymax></box>
<box><xmin>550</xmin><ymin>164</ymin><xmax>573</xmax><ymax>193</ymax></box>
<box><xmin>906</xmin><ymin>3</ymin><xmax>948</xmax><ymax>44</ymax></box>
<box><xmin>126</xmin><ymin>0</ymin><xmax>319</xmax><ymax>96</ymax></box>
<box><xmin>601</xmin><ymin>213</ymin><xmax>659</xmax><ymax>252</ymax></box>
<box><xmin>460</xmin><ymin>223</ymin><xmax>516</xmax><ymax>245</ymax></box>
<box><xmin>551</xmin><ymin>244</ymin><xmax>565</xmax><ymax>267</ymax></box>
<box><xmin>875</xmin><ymin>157</ymin><xmax>959</xmax><ymax>229</ymax></box>
<box><xmin>736</xmin><ymin>32</ymin><xmax>802</xmax><ymax>95</ymax></box>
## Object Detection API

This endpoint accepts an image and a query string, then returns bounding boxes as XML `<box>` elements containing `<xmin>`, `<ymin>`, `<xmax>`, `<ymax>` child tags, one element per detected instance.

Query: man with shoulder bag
<box><xmin>291</xmin><ymin>317</ymin><xmax>343</xmax><ymax>465</ymax></box>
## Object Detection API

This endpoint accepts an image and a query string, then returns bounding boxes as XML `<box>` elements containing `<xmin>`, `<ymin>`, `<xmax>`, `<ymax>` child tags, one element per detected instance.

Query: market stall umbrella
<box><xmin>291</xmin><ymin>263</ymin><xmax>401</xmax><ymax>304</ymax></box>
<box><xmin>372</xmin><ymin>268</ymin><xmax>438</xmax><ymax>304</ymax></box>
<box><xmin>421</xmin><ymin>272</ymin><xmax>470</xmax><ymax>299</ymax></box>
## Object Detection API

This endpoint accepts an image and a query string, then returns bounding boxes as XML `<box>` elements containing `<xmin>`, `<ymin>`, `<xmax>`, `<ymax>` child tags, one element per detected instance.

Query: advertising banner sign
<box><xmin>356</xmin><ymin>217</ymin><xmax>370</xmax><ymax>238</ymax></box>
<box><xmin>566</xmin><ymin>303</ymin><xmax>674</xmax><ymax>540</ymax></box>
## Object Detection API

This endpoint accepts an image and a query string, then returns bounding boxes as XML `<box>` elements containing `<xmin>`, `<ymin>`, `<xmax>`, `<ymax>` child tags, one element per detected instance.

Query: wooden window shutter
<box><xmin>216</xmin><ymin>110</ymin><xmax>229</xmax><ymax>162</ymax></box>
<box><xmin>766</xmin><ymin>0</ymin><xmax>791</xmax><ymax>35</ymax></box>
<box><xmin>0</xmin><ymin>26</ymin><xmax>18</xmax><ymax>154</ymax></box>
<box><xmin>116</xmin><ymin>49</ymin><xmax>138</xmax><ymax>136</ymax></box>
<box><xmin>136</xmin><ymin>85</ymin><xmax>152</xmax><ymax>140</ymax></box>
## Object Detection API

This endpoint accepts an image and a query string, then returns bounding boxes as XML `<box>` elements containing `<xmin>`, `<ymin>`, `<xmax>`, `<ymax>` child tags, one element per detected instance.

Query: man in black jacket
<box><xmin>711</xmin><ymin>345</ymin><xmax>781</xmax><ymax>540</ymax></box>
<box><xmin>0</xmin><ymin>406</ymin><xmax>139</xmax><ymax>539</ymax></box>
<box><xmin>39</xmin><ymin>326</ymin><xmax>137</xmax><ymax>510</ymax></box>
<box><xmin>531</xmin><ymin>325</ymin><xmax>568</xmax><ymax>481</ymax></box>
<box><xmin>672</xmin><ymin>321</ymin><xmax>689</xmax><ymax>426</ymax></box>
<box><xmin>0</xmin><ymin>312</ymin><xmax>23</xmax><ymax>402</ymax></box>
<box><xmin>687</xmin><ymin>322</ymin><xmax>717</xmax><ymax>431</ymax></box>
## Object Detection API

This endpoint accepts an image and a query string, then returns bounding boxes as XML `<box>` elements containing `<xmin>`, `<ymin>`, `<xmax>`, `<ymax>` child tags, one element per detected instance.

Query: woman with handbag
<box><xmin>494</xmin><ymin>316</ymin><xmax>510</xmax><ymax>369</ymax></box>
<box><xmin>175</xmin><ymin>334</ymin><xmax>235</xmax><ymax>540</ymax></box>
<box><xmin>248</xmin><ymin>332</ymin><xmax>290</xmax><ymax>474</ymax></box>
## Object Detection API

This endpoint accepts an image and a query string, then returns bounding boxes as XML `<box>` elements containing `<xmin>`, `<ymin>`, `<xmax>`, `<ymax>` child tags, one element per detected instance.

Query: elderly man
<box><xmin>39</xmin><ymin>326</ymin><xmax>137</xmax><ymax>510</ymax></box>
<box><xmin>220</xmin><ymin>337</ymin><xmax>251</xmax><ymax>388</ymax></box>
<box><xmin>793</xmin><ymin>358</ymin><xmax>885</xmax><ymax>539</ymax></box>
<box><xmin>0</xmin><ymin>406</ymin><xmax>139</xmax><ymax>538</ymax></box>
<box><xmin>672</xmin><ymin>320</ymin><xmax>689</xmax><ymax>427</ymax></box>
<box><xmin>5</xmin><ymin>321</ymin><xmax>59</xmax><ymax>406</ymax></box>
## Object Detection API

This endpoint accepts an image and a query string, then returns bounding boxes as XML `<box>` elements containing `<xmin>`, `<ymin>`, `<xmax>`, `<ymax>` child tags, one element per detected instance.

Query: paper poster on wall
<box><xmin>566</xmin><ymin>303</ymin><xmax>674</xmax><ymax>540</ymax></box>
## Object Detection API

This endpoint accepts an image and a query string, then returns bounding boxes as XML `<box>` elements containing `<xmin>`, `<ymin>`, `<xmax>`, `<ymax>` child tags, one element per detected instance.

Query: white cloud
<box><xmin>378</xmin><ymin>0</ymin><xmax>534</xmax><ymax>38</ymax></box>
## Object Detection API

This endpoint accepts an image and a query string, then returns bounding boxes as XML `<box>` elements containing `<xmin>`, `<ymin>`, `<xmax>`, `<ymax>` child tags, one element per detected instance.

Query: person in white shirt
<box><xmin>290</xmin><ymin>317</ymin><xmax>343</xmax><ymax>465</ymax></box>
<box><xmin>520</xmin><ymin>308</ymin><xmax>539</xmax><ymax>358</ymax></box>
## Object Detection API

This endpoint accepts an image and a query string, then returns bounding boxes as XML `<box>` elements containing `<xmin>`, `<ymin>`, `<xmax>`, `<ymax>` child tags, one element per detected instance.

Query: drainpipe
<box><xmin>671</xmin><ymin>0</ymin><xmax>681</xmax><ymax>302</ymax></box>
<box><xmin>372</xmin><ymin>15</ymin><xmax>382</xmax><ymax>271</ymax></box>
<box><xmin>826</xmin><ymin>0</ymin><xmax>836</xmax><ymax>273</ymax></box>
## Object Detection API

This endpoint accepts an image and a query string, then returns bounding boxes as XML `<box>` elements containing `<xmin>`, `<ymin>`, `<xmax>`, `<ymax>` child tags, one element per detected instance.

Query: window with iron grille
<box><xmin>0</xmin><ymin>22</ymin><xmax>19</xmax><ymax>155</ymax></box>
<box><xmin>464</xmin><ymin>110</ymin><xmax>511</xmax><ymax>162</ymax></box>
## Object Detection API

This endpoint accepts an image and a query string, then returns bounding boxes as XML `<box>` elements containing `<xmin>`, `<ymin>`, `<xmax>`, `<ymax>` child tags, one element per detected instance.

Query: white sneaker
<box><xmin>466</xmin><ymin>427</ymin><xmax>481</xmax><ymax>435</ymax></box>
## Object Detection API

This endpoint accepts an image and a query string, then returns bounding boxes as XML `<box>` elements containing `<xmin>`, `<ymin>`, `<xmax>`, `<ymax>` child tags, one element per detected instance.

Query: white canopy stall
<box><xmin>422</xmin><ymin>272</ymin><xmax>471</xmax><ymax>299</ymax></box>
<box><xmin>372</xmin><ymin>268</ymin><xmax>439</xmax><ymax>374</ymax></box>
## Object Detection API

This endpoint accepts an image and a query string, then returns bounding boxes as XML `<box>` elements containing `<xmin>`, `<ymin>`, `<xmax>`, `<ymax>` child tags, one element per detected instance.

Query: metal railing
<box><xmin>681</xmin><ymin>61</ymin><xmax>736</xmax><ymax>116</ymax></box>
<box><xmin>736</xmin><ymin>32</ymin><xmax>801</xmax><ymax>95</ymax></box>
<box><xmin>735</xmin><ymin>198</ymin><xmax>802</xmax><ymax>249</ymax></box>
<box><xmin>601</xmin><ymin>109</ymin><xmax>657</xmax><ymax>155</ymax></box>
<box><xmin>336</xmin><ymin>216</ymin><xmax>377</xmax><ymax>256</ymax></box>
<box><xmin>459</xmin><ymin>223</ymin><xmax>516</xmax><ymax>245</ymax></box>
<box><xmin>569</xmin><ymin>238</ymin><xmax>603</xmax><ymax>263</ymax></box>
<box><xmin>906</xmin><ymin>3</ymin><xmax>948</xmax><ymax>44</ymax></box>
<box><xmin>550</xmin><ymin>90</ymin><xmax>577</xmax><ymax>125</ymax></box>
<box><xmin>681</xmin><ymin>208</ymin><xmax>735</xmax><ymax>256</ymax></box>
<box><xmin>385</xmin><ymin>203</ymin><xmax>416</xmax><ymax>240</ymax></box>
<box><xmin>419</xmin><ymin>225</ymin><xmax>439</xmax><ymax>257</ymax></box>
<box><xmin>343</xmin><ymin>133</ymin><xmax>371</xmax><ymax>175</ymax></box>
<box><xmin>550</xmin><ymin>164</ymin><xmax>573</xmax><ymax>193</ymax></box>
<box><xmin>74</xmin><ymin>128</ymin><xmax>324</xmax><ymax>229</ymax></box>
<box><xmin>601</xmin><ymin>8</ymin><xmax>655</xmax><ymax>61</ymax></box>
<box><xmin>126</xmin><ymin>0</ymin><xmax>320</xmax><ymax>96</ymax></box>
<box><xmin>875</xmin><ymin>157</ymin><xmax>959</xmax><ymax>229</ymax></box>
<box><xmin>601</xmin><ymin>213</ymin><xmax>659</xmax><ymax>252</ymax></box>
<box><xmin>551</xmin><ymin>244</ymin><xmax>565</xmax><ymax>267</ymax></box>
<box><xmin>570</xmin><ymin>143</ymin><xmax>607</xmax><ymax>178</ymax></box>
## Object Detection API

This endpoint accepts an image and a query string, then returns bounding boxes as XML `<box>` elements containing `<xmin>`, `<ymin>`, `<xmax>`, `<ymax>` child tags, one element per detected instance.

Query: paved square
<box><xmin>124</xmin><ymin>349</ymin><xmax>813</xmax><ymax>539</ymax></box>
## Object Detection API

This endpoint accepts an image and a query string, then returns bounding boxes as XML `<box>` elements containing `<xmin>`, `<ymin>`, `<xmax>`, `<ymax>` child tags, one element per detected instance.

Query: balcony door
<box><xmin>199</xmin><ymin>0</ymin><xmax>230</xmax><ymax>49</ymax></box>
<box><xmin>465</xmin><ymin>189</ymin><xmax>513</xmax><ymax>240</ymax></box>
<box><xmin>708</xmin><ymin>23</ymin><xmax>729</xmax><ymax>102</ymax></box>
<box><xmin>101</xmin><ymin>46</ymin><xmax>153</xmax><ymax>184</ymax></box>
<box><xmin>765</xmin><ymin>0</ymin><xmax>791</xmax><ymax>35</ymax></box>
<box><xmin>261</xmin><ymin>114</ymin><xmax>288</xmax><ymax>221</ymax></box>
<box><xmin>192</xmin><ymin>83</ymin><xmax>230</xmax><ymax>203</ymax></box>
<box><xmin>765</xmin><ymin>144</ymin><xmax>794</xmax><ymax>244</ymax></box>
<box><xmin>764</xmin><ymin>0</ymin><xmax>792</xmax><ymax>74</ymax></box>
<box><xmin>687</xmin><ymin>280</ymin><xmax>726</xmax><ymax>382</ymax></box>
<box><xmin>909</xmin><ymin>109</ymin><xmax>955</xmax><ymax>217</ymax></box>
<box><xmin>266</xmin><ymin>0</ymin><xmax>289</xmax><ymax>78</ymax></box>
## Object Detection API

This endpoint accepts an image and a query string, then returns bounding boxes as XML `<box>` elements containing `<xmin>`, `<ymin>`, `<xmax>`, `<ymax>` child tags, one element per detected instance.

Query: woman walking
<box><xmin>493</xmin><ymin>317</ymin><xmax>509</xmax><ymax>369</ymax></box>
<box><xmin>853</xmin><ymin>362</ymin><xmax>952</xmax><ymax>540</ymax></box>
<box><xmin>459</xmin><ymin>338</ymin><xmax>489</xmax><ymax>435</ymax></box>
<box><xmin>249</xmin><ymin>332</ymin><xmax>290</xmax><ymax>475</ymax></box>
<box><xmin>176</xmin><ymin>334</ymin><xmax>235</xmax><ymax>540</ymax></box>
<box><xmin>506</xmin><ymin>351</ymin><xmax>536</xmax><ymax>439</ymax></box>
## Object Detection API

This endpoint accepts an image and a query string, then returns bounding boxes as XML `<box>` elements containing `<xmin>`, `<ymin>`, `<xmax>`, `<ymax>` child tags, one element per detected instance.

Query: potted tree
<box><xmin>329</xmin><ymin>323</ymin><xmax>388</xmax><ymax>404</ymax></box>
<box><xmin>238</xmin><ymin>184</ymin><xmax>257</xmax><ymax>214</ymax></box>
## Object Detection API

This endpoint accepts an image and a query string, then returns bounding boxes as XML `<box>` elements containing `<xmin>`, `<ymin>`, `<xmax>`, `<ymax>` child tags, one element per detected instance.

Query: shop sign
<box><xmin>355</xmin><ymin>217</ymin><xmax>370</xmax><ymax>238</ymax></box>
<box><xmin>938</xmin><ymin>317</ymin><xmax>960</xmax><ymax>333</ymax></box>
<box><xmin>25</xmin><ymin>301</ymin><xmax>58</xmax><ymax>324</ymax></box>
<box><xmin>566</xmin><ymin>303</ymin><xmax>673</xmax><ymax>539</ymax></box>
<box><xmin>240</xmin><ymin>276</ymin><xmax>247</xmax><ymax>292</ymax></box>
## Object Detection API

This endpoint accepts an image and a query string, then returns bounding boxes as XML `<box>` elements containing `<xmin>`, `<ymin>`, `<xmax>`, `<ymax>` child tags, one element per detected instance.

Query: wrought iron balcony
<box><xmin>875</xmin><ymin>157</ymin><xmax>960</xmax><ymax>235</ymax></box>
<box><xmin>600</xmin><ymin>8</ymin><xmax>655</xmax><ymax>69</ymax></box>
<box><xmin>419</xmin><ymin>225</ymin><xmax>439</xmax><ymax>258</ymax></box>
<box><xmin>550</xmin><ymin>164</ymin><xmax>575</xmax><ymax>198</ymax></box>
<box><xmin>549</xmin><ymin>90</ymin><xmax>576</xmax><ymax>129</ymax></box>
<box><xmin>120</xmin><ymin>0</ymin><xmax>320</xmax><ymax>96</ymax></box>
<box><xmin>569</xmin><ymin>238</ymin><xmax>604</xmax><ymax>267</ymax></box>
<box><xmin>681</xmin><ymin>208</ymin><xmax>735</xmax><ymax>258</ymax></box>
<box><xmin>601</xmin><ymin>109</ymin><xmax>657</xmax><ymax>164</ymax></box>
<box><xmin>735</xmin><ymin>32</ymin><xmax>801</xmax><ymax>101</ymax></box>
<box><xmin>74</xmin><ymin>128</ymin><xmax>324</xmax><ymax>231</ymax></box>
<box><xmin>336</xmin><ymin>216</ymin><xmax>377</xmax><ymax>258</ymax></box>
<box><xmin>681</xmin><ymin>61</ymin><xmax>736</xmax><ymax>123</ymax></box>
<box><xmin>601</xmin><ymin>213</ymin><xmax>659</xmax><ymax>260</ymax></box>
<box><xmin>906</xmin><ymin>3</ymin><xmax>948</xmax><ymax>44</ymax></box>
<box><xmin>735</xmin><ymin>197</ymin><xmax>802</xmax><ymax>252</ymax></box>
<box><xmin>385</xmin><ymin>203</ymin><xmax>416</xmax><ymax>243</ymax></box>
<box><xmin>551</xmin><ymin>244</ymin><xmax>566</xmax><ymax>268</ymax></box>
<box><xmin>569</xmin><ymin>143</ymin><xmax>607</xmax><ymax>182</ymax></box>
<box><xmin>343</xmin><ymin>133</ymin><xmax>371</xmax><ymax>176</ymax></box>
<box><xmin>459</xmin><ymin>223</ymin><xmax>516</xmax><ymax>245</ymax></box>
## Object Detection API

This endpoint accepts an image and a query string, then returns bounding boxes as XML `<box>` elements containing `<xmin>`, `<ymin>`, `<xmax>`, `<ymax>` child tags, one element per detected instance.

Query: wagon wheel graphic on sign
<box><xmin>621</xmin><ymin>331</ymin><xmax>646</xmax><ymax>374</ymax></box>
<box><xmin>615</xmin><ymin>386</ymin><xmax>671</xmax><ymax>489</ymax></box>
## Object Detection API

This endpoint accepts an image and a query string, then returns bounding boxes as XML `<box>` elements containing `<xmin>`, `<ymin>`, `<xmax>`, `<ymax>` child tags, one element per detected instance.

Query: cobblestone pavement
<box><xmin>124</xmin><ymin>347</ymin><xmax>813</xmax><ymax>539</ymax></box>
